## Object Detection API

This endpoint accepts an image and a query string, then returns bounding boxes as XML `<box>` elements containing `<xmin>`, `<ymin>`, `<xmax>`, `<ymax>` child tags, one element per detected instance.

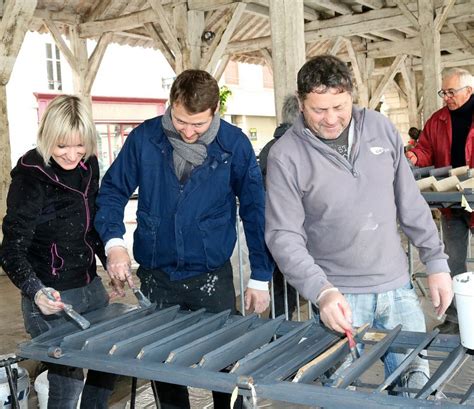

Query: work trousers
<box><xmin>22</xmin><ymin>277</ymin><xmax>117</xmax><ymax>409</ymax></box>
<box><xmin>441</xmin><ymin>209</ymin><xmax>471</xmax><ymax>323</ymax></box>
<box><xmin>138</xmin><ymin>261</ymin><xmax>243</xmax><ymax>409</ymax></box>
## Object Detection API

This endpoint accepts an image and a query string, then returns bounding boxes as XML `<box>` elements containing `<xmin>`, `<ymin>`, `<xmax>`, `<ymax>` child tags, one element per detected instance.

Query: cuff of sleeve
<box><xmin>425</xmin><ymin>259</ymin><xmax>450</xmax><ymax>275</ymax></box>
<box><xmin>247</xmin><ymin>279</ymin><xmax>269</xmax><ymax>291</ymax></box>
<box><xmin>315</xmin><ymin>286</ymin><xmax>339</xmax><ymax>306</ymax></box>
<box><xmin>105</xmin><ymin>238</ymin><xmax>127</xmax><ymax>256</ymax></box>
<box><xmin>23</xmin><ymin>279</ymin><xmax>44</xmax><ymax>301</ymax></box>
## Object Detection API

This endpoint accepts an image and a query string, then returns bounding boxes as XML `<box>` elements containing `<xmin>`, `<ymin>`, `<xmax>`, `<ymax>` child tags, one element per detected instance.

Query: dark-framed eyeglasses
<box><xmin>437</xmin><ymin>86</ymin><xmax>468</xmax><ymax>98</ymax></box>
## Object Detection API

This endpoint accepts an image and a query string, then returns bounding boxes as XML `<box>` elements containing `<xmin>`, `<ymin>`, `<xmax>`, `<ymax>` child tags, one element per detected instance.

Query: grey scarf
<box><xmin>162</xmin><ymin>106</ymin><xmax>220</xmax><ymax>182</ymax></box>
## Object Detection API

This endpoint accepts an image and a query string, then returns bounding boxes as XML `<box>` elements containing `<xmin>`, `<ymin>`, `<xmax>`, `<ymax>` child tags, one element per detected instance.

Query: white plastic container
<box><xmin>453</xmin><ymin>271</ymin><xmax>474</xmax><ymax>349</ymax></box>
<box><xmin>0</xmin><ymin>366</ymin><xmax>29</xmax><ymax>409</ymax></box>
<box><xmin>34</xmin><ymin>370</ymin><xmax>84</xmax><ymax>409</ymax></box>
<box><xmin>34</xmin><ymin>371</ymin><xmax>48</xmax><ymax>409</ymax></box>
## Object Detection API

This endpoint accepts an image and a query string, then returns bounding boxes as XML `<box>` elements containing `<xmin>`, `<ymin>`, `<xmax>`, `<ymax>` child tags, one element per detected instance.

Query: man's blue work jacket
<box><xmin>95</xmin><ymin>116</ymin><xmax>273</xmax><ymax>282</ymax></box>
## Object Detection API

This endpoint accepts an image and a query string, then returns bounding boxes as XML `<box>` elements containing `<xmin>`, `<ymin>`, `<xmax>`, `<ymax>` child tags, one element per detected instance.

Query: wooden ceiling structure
<box><xmin>0</xmin><ymin>0</ymin><xmax>474</xmax><ymax>221</ymax></box>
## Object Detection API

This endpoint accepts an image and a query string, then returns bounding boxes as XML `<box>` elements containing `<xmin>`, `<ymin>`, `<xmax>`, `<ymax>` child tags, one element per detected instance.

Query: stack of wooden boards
<box><xmin>415</xmin><ymin>165</ymin><xmax>474</xmax><ymax>192</ymax></box>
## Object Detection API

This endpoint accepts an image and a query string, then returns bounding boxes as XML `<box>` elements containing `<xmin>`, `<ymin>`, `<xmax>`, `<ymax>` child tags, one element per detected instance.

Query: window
<box><xmin>96</xmin><ymin>123</ymin><xmax>138</xmax><ymax>176</ymax></box>
<box><xmin>45</xmin><ymin>43</ymin><xmax>62</xmax><ymax>91</ymax></box>
<box><xmin>162</xmin><ymin>76</ymin><xmax>176</xmax><ymax>91</ymax></box>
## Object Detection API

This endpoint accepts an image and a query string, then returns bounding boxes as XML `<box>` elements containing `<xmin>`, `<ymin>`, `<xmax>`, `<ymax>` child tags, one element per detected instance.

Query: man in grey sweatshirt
<box><xmin>265</xmin><ymin>55</ymin><xmax>453</xmax><ymax>389</ymax></box>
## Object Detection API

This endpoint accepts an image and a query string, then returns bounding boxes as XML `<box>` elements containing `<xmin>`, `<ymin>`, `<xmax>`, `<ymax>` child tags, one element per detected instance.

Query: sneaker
<box><xmin>434</xmin><ymin>320</ymin><xmax>459</xmax><ymax>334</ymax></box>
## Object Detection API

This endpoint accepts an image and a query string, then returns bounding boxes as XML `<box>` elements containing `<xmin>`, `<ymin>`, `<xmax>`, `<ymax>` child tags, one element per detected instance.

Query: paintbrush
<box><xmin>41</xmin><ymin>288</ymin><xmax>90</xmax><ymax>330</ymax></box>
<box><xmin>130</xmin><ymin>284</ymin><xmax>152</xmax><ymax>308</ymax></box>
<box><xmin>338</xmin><ymin>304</ymin><xmax>359</xmax><ymax>361</ymax></box>
<box><xmin>125</xmin><ymin>266</ymin><xmax>152</xmax><ymax>308</ymax></box>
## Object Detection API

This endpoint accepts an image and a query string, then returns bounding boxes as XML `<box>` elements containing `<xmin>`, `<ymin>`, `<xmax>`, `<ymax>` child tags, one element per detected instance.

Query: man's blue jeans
<box><xmin>442</xmin><ymin>210</ymin><xmax>470</xmax><ymax>323</ymax></box>
<box><xmin>316</xmin><ymin>283</ymin><xmax>430</xmax><ymax>394</ymax></box>
<box><xmin>22</xmin><ymin>277</ymin><xmax>116</xmax><ymax>409</ymax></box>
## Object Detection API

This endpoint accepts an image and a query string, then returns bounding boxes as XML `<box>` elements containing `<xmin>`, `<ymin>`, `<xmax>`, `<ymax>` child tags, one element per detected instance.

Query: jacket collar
<box><xmin>153</xmin><ymin>115</ymin><xmax>232</xmax><ymax>161</ymax></box>
<box><xmin>20</xmin><ymin>148</ymin><xmax>91</xmax><ymax>190</ymax></box>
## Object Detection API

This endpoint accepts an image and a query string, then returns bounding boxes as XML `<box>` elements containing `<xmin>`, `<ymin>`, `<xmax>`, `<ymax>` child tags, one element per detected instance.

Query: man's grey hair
<box><xmin>281</xmin><ymin>94</ymin><xmax>300</xmax><ymax>124</ymax></box>
<box><xmin>442</xmin><ymin>67</ymin><xmax>474</xmax><ymax>88</ymax></box>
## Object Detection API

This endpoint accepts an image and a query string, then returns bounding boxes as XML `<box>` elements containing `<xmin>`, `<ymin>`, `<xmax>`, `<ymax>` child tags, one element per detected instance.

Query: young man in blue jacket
<box><xmin>95</xmin><ymin>69</ymin><xmax>273</xmax><ymax>409</ymax></box>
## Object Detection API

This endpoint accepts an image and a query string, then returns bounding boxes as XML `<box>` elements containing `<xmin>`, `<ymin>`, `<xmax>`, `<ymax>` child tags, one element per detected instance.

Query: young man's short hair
<box><xmin>170</xmin><ymin>70</ymin><xmax>220</xmax><ymax>114</ymax></box>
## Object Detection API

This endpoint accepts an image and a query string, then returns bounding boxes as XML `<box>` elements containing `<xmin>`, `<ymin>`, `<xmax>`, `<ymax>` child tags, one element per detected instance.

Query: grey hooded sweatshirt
<box><xmin>265</xmin><ymin>106</ymin><xmax>449</xmax><ymax>306</ymax></box>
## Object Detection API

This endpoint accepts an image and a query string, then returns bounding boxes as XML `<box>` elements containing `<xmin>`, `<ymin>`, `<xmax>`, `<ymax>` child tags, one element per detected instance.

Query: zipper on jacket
<box><xmin>50</xmin><ymin>243</ymin><xmax>64</xmax><ymax>276</ymax></box>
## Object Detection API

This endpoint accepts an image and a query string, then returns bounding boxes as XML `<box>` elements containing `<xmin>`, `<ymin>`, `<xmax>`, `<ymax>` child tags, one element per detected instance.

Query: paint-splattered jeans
<box><xmin>22</xmin><ymin>277</ymin><xmax>116</xmax><ymax>409</ymax></box>
<box><xmin>315</xmin><ymin>282</ymin><xmax>429</xmax><ymax>395</ymax></box>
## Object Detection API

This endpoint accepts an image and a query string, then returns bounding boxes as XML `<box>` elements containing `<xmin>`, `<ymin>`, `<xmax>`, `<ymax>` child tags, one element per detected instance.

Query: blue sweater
<box><xmin>95</xmin><ymin>116</ymin><xmax>273</xmax><ymax>282</ymax></box>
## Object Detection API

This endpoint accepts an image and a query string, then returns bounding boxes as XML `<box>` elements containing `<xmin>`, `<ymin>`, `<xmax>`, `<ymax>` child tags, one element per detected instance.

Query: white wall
<box><xmin>6</xmin><ymin>32</ymin><xmax>175</xmax><ymax>164</ymax></box>
<box><xmin>6</xmin><ymin>33</ymin><xmax>275</xmax><ymax>165</ymax></box>
<box><xmin>223</xmin><ymin>63</ymin><xmax>275</xmax><ymax>118</ymax></box>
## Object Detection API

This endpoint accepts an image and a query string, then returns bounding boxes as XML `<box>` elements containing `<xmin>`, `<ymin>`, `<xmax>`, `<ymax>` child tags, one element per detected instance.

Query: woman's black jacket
<box><xmin>0</xmin><ymin>149</ymin><xmax>106</xmax><ymax>299</ymax></box>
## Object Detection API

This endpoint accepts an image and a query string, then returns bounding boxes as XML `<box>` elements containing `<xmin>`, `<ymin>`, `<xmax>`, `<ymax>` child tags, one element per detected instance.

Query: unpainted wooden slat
<box><xmin>449</xmin><ymin>166</ymin><xmax>469</xmax><ymax>177</ymax></box>
<box><xmin>431</xmin><ymin>175</ymin><xmax>460</xmax><ymax>192</ymax></box>
<box><xmin>292</xmin><ymin>339</ymin><xmax>347</xmax><ymax>384</ymax></box>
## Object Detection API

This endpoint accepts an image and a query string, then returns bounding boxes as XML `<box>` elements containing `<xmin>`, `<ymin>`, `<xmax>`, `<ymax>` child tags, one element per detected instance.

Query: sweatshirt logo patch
<box><xmin>370</xmin><ymin>146</ymin><xmax>389</xmax><ymax>155</ymax></box>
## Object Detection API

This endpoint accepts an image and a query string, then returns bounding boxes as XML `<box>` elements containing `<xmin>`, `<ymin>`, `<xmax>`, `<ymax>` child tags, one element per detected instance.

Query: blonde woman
<box><xmin>0</xmin><ymin>95</ymin><xmax>115</xmax><ymax>408</ymax></box>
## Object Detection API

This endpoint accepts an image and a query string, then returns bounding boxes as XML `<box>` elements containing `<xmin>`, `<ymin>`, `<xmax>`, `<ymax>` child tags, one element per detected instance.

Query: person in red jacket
<box><xmin>406</xmin><ymin>67</ymin><xmax>474</xmax><ymax>334</ymax></box>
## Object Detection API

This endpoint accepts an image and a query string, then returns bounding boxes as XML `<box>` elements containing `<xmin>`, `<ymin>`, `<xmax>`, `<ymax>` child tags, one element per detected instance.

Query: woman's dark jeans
<box><xmin>22</xmin><ymin>277</ymin><xmax>116</xmax><ymax>409</ymax></box>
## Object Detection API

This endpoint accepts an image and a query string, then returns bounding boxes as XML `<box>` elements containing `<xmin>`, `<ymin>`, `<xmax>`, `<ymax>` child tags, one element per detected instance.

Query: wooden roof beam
<box><xmin>0</xmin><ymin>0</ymin><xmax>37</xmax><ymax>84</ymax></box>
<box><xmin>435</xmin><ymin>0</ymin><xmax>456</xmax><ymax>32</ymax></box>
<box><xmin>352</xmin><ymin>0</ymin><xmax>383</xmax><ymax>9</ymax></box>
<box><xmin>260</xmin><ymin>48</ymin><xmax>272</xmax><ymax>74</ymax></box>
<box><xmin>33</xmin><ymin>9</ymin><xmax>80</xmax><ymax>25</ymax></box>
<box><xmin>304</xmin><ymin>0</ymin><xmax>352</xmax><ymax>15</ymax></box>
<box><xmin>202</xmin><ymin>3</ymin><xmax>246</xmax><ymax>73</ymax></box>
<box><xmin>367</xmin><ymin>29</ymin><xmax>474</xmax><ymax>58</ymax></box>
<box><xmin>144</xmin><ymin>22</ymin><xmax>177</xmax><ymax>71</ymax></box>
<box><xmin>84</xmin><ymin>32</ymin><xmax>112</xmax><ymax>93</ymax></box>
<box><xmin>328</xmin><ymin>36</ymin><xmax>345</xmax><ymax>55</ymax></box>
<box><xmin>369</xmin><ymin>54</ymin><xmax>407</xmax><ymax>109</ymax></box>
<box><xmin>343</xmin><ymin>38</ymin><xmax>363</xmax><ymax>88</ymax></box>
<box><xmin>43</xmin><ymin>18</ymin><xmax>78</xmax><ymax>72</ymax></box>
<box><xmin>372</xmin><ymin>30</ymin><xmax>405</xmax><ymax>41</ymax></box>
<box><xmin>304</xmin><ymin>2</ymin><xmax>472</xmax><ymax>40</ymax></box>
<box><xmin>213</xmin><ymin>54</ymin><xmax>230</xmax><ymax>81</ymax></box>
<box><xmin>393</xmin><ymin>0</ymin><xmax>419</xmax><ymax>29</ymax></box>
<box><xmin>147</xmin><ymin>0</ymin><xmax>182</xmax><ymax>59</ymax></box>
<box><xmin>79</xmin><ymin>8</ymin><xmax>156</xmax><ymax>37</ymax></box>
<box><xmin>448</xmin><ymin>23</ymin><xmax>474</xmax><ymax>56</ymax></box>
<box><xmin>84</xmin><ymin>0</ymin><xmax>114</xmax><ymax>22</ymax></box>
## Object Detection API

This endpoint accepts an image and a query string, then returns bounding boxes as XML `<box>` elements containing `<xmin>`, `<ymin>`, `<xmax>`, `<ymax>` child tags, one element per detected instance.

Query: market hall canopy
<box><xmin>1</xmin><ymin>0</ymin><xmax>473</xmax><ymax>220</ymax></box>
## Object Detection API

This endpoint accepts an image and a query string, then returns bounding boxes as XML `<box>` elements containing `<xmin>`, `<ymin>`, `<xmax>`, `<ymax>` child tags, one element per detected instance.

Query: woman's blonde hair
<box><xmin>36</xmin><ymin>95</ymin><xmax>97</xmax><ymax>165</ymax></box>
